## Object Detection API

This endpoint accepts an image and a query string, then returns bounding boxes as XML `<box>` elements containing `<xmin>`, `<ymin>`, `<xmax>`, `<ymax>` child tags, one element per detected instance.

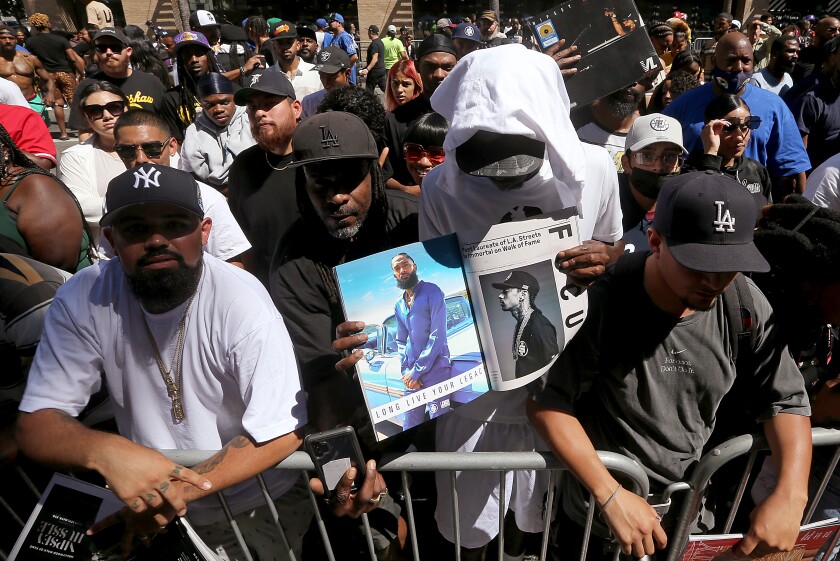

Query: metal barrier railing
<box><xmin>664</xmin><ymin>427</ymin><xmax>840</xmax><ymax>561</ymax></box>
<box><xmin>160</xmin><ymin>449</ymin><xmax>651</xmax><ymax>561</ymax></box>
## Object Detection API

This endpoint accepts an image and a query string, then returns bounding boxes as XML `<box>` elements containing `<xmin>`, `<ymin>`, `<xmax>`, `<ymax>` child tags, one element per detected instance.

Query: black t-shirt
<box><xmin>227</xmin><ymin>147</ymin><xmax>299</xmax><ymax>286</ymax></box>
<box><xmin>68</xmin><ymin>70</ymin><xmax>168</xmax><ymax>131</ymax></box>
<box><xmin>367</xmin><ymin>38</ymin><xmax>386</xmax><ymax>78</ymax></box>
<box><xmin>161</xmin><ymin>86</ymin><xmax>201</xmax><ymax>141</ymax></box>
<box><xmin>26</xmin><ymin>32</ymin><xmax>72</xmax><ymax>72</ymax></box>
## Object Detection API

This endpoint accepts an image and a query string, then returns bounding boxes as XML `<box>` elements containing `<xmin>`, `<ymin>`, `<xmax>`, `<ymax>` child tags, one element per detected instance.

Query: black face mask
<box><xmin>630</xmin><ymin>167</ymin><xmax>680</xmax><ymax>199</ymax></box>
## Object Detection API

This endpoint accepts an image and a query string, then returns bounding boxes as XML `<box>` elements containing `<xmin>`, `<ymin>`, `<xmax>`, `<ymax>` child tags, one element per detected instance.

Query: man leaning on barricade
<box><xmin>528</xmin><ymin>171</ymin><xmax>812</xmax><ymax>561</ymax></box>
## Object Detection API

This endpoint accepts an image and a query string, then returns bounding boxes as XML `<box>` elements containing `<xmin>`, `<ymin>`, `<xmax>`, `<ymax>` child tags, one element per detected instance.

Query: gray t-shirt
<box><xmin>530</xmin><ymin>252</ymin><xmax>810</xmax><ymax>488</ymax></box>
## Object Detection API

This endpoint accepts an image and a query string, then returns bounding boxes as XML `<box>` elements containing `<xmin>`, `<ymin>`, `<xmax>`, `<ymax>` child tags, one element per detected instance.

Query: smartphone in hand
<box><xmin>304</xmin><ymin>427</ymin><xmax>366</xmax><ymax>499</ymax></box>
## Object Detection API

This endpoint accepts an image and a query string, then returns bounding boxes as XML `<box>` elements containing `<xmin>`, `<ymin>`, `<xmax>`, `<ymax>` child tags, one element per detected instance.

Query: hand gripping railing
<box><xmin>160</xmin><ymin>449</ymin><xmax>650</xmax><ymax>561</ymax></box>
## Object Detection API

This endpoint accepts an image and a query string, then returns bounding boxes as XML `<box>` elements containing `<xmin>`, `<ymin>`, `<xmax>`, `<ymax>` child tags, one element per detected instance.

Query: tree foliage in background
<box><xmin>0</xmin><ymin>0</ymin><xmax>25</xmax><ymax>20</ymax></box>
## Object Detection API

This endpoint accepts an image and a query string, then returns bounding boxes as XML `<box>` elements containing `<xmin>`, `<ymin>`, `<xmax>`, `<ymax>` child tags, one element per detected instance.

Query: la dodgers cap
<box><xmin>234</xmin><ymin>69</ymin><xmax>296</xmax><ymax>104</ymax></box>
<box><xmin>492</xmin><ymin>270</ymin><xmax>540</xmax><ymax>296</ymax></box>
<box><xmin>311</xmin><ymin>46</ymin><xmax>351</xmax><ymax>74</ymax></box>
<box><xmin>101</xmin><ymin>164</ymin><xmax>204</xmax><ymax>226</ymax></box>
<box><xmin>456</xmin><ymin>130</ymin><xmax>545</xmax><ymax>178</ymax></box>
<box><xmin>291</xmin><ymin>112</ymin><xmax>378</xmax><ymax>167</ymax></box>
<box><xmin>94</xmin><ymin>27</ymin><xmax>130</xmax><ymax>46</ymax></box>
<box><xmin>453</xmin><ymin>23</ymin><xmax>480</xmax><ymax>42</ymax></box>
<box><xmin>626</xmin><ymin>113</ymin><xmax>687</xmax><ymax>153</ymax></box>
<box><xmin>652</xmin><ymin>171</ymin><xmax>770</xmax><ymax>273</ymax></box>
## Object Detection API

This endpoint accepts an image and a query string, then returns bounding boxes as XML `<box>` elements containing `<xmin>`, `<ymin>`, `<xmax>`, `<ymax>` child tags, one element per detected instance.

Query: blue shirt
<box><xmin>323</xmin><ymin>31</ymin><xmax>358</xmax><ymax>85</ymax></box>
<box><xmin>663</xmin><ymin>83</ymin><xmax>810</xmax><ymax>177</ymax></box>
<box><xmin>394</xmin><ymin>280</ymin><xmax>451</xmax><ymax>382</ymax></box>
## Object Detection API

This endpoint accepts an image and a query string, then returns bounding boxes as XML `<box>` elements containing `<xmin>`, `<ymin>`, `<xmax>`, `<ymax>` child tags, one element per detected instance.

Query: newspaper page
<box><xmin>459</xmin><ymin>210</ymin><xmax>587</xmax><ymax>391</ymax></box>
<box><xmin>334</xmin><ymin>235</ymin><xmax>488</xmax><ymax>441</ymax></box>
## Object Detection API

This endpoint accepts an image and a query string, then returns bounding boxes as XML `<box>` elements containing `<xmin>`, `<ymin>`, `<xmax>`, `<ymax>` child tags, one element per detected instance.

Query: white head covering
<box><xmin>429</xmin><ymin>44</ymin><xmax>586</xmax><ymax>205</ymax></box>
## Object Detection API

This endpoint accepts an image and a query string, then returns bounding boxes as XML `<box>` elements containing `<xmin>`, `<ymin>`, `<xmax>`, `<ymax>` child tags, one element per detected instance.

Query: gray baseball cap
<box><xmin>625</xmin><ymin>113</ymin><xmax>687</xmax><ymax>153</ymax></box>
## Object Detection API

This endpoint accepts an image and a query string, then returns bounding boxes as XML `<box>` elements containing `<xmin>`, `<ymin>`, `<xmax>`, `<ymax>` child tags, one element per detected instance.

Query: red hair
<box><xmin>385</xmin><ymin>59</ymin><xmax>423</xmax><ymax>111</ymax></box>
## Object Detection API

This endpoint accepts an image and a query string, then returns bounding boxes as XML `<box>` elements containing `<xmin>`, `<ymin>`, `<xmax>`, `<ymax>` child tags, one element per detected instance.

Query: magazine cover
<box><xmin>525</xmin><ymin>0</ymin><xmax>661</xmax><ymax>108</ymax></box>
<box><xmin>334</xmin><ymin>234</ymin><xmax>487</xmax><ymax>441</ymax></box>
<box><xmin>459</xmin><ymin>209</ymin><xmax>587</xmax><ymax>391</ymax></box>
<box><xmin>680</xmin><ymin>519</ymin><xmax>840</xmax><ymax>561</ymax></box>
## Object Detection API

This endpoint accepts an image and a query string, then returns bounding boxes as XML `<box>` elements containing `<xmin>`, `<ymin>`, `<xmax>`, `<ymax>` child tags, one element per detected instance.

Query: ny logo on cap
<box><xmin>133</xmin><ymin>166</ymin><xmax>162</xmax><ymax>189</ymax></box>
<box><xmin>320</xmin><ymin>125</ymin><xmax>339</xmax><ymax>148</ymax></box>
<box><xmin>713</xmin><ymin>201</ymin><xmax>735</xmax><ymax>232</ymax></box>
<box><xmin>249</xmin><ymin>74</ymin><xmax>261</xmax><ymax>86</ymax></box>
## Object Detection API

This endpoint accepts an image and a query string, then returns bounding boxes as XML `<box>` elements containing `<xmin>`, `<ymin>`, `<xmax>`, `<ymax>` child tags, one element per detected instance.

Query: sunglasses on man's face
<box><xmin>82</xmin><ymin>100</ymin><xmax>126</xmax><ymax>120</ymax></box>
<box><xmin>403</xmin><ymin>143</ymin><xmax>446</xmax><ymax>166</ymax></box>
<box><xmin>114</xmin><ymin>139</ymin><xmax>173</xmax><ymax>160</ymax></box>
<box><xmin>722</xmin><ymin>116</ymin><xmax>761</xmax><ymax>133</ymax></box>
<box><xmin>94</xmin><ymin>42</ymin><xmax>125</xmax><ymax>53</ymax></box>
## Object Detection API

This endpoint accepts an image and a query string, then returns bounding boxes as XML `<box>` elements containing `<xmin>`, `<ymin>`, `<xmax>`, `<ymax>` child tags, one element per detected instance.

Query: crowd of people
<box><xmin>3</xmin><ymin>5</ymin><xmax>840</xmax><ymax>561</ymax></box>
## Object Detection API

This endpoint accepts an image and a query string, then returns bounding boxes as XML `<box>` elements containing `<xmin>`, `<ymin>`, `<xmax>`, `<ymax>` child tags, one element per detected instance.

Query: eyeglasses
<box><xmin>114</xmin><ymin>138</ymin><xmax>173</xmax><ymax>160</ymax></box>
<box><xmin>722</xmin><ymin>116</ymin><xmax>762</xmax><ymax>133</ymax></box>
<box><xmin>82</xmin><ymin>100</ymin><xmax>127</xmax><ymax>120</ymax></box>
<box><xmin>632</xmin><ymin>151</ymin><xmax>684</xmax><ymax>168</ymax></box>
<box><xmin>94</xmin><ymin>42</ymin><xmax>125</xmax><ymax>53</ymax></box>
<box><xmin>403</xmin><ymin>143</ymin><xmax>446</xmax><ymax>166</ymax></box>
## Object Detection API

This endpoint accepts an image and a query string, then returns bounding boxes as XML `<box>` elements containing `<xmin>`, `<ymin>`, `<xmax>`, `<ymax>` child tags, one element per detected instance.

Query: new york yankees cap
<box><xmin>101</xmin><ymin>164</ymin><xmax>204</xmax><ymax>226</ymax></box>
<box><xmin>291</xmin><ymin>112</ymin><xmax>378</xmax><ymax>167</ymax></box>
<box><xmin>234</xmin><ymin>69</ymin><xmax>296</xmax><ymax>105</ymax></box>
<box><xmin>652</xmin><ymin>171</ymin><xmax>769</xmax><ymax>273</ymax></box>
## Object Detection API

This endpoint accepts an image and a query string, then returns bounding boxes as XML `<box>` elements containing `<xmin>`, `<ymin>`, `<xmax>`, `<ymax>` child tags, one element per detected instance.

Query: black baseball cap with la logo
<box><xmin>291</xmin><ymin>112</ymin><xmax>379</xmax><ymax>167</ymax></box>
<box><xmin>101</xmin><ymin>164</ymin><xmax>204</xmax><ymax>226</ymax></box>
<box><xmin>652</xmin><ymin>171</ymin><xmax>769</xmax><ymax>273</ymax></box>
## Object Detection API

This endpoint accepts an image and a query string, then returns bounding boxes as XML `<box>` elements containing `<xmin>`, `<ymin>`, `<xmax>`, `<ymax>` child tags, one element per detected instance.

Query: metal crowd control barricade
<box><xmin>162</xmin><ymin>449</ymin><xmax>651</xmax><ymax>561</ymax></box>
<box><xmin>664</xmin><ymin>427</ymin><xmax>840</xmax><ymax>561</ymax></box>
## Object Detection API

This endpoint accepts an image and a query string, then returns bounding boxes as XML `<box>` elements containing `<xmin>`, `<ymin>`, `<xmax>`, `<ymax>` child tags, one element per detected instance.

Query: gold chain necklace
<box><xmin>265</xmin><ymin>151</ymin><xmax>292</xmax><ymax>171</ymax></box>
<box><xmin>141</xmin><ymin>292</ymin><xmax>197</xmax><ymax>423</ymax></box>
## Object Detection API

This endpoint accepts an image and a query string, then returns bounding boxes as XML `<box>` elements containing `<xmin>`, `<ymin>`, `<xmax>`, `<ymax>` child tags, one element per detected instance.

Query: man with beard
<box><xmin>391</xmin><ymin>252</ymin><xmax>452</xmax><ymax>430</ymax></box>
<box><xmin>16</xmin><ymin>163</ymin><xmax>312</xmax><ymax>560</ymax></box>
<box><xmin>228</xmin><ymin>70</ymin><xmax>301</xmax><ymax>286</ymax></box>
<box><xmin>664</xmin><ymin>32</ymin><xmax>810</xmax><ymax>199</ymax></box>
<box><xmin>296</xmin><ymin>26</ymin><xmax>318</xmax><ymax>64</ymax></box>
<box><xmin>493</xmin><ymin>270</ymin><xmax>558</xmax><ymax>379</ymax></box>
<box><xmin>750</xmin><ymin>36</ymin><xmax>798</xmax><ymax>96</ymax></box>
<box><xmin>577</xmin><ymin>82</ymin><xmax>645</xmax><ymax>172</ymax></box>
<box><xmin>793</xmin><ymin>16</ymin><xmax>840</xmax><ymax>81</ymax></box>
<box><xmin>477</xmin><ymin>10</ymin><xmax>510</xmax><ymax>48</ymax></box>
<box><xmin>268</xmin><ymin>21</ymin><xmax>322</xmax><ymax>102</ymax></box>
<box><xmin>109</xmin><ymin>109</ymin><xmax>251</xmax><ymax>267</ymax></box>
<box><xmin>69</xmin><ymin>28</ymin><xmax>169</xmax><ymax>141</ymax></box>
<box><xmin>0</xmin><ymin>26</ymin><xmax>56</xmax><ymax>123</ymax></box>
<box><xmin>528</xmin><ymin>172</ymin><xmax>811</xmax><ymax>560</ymax></box>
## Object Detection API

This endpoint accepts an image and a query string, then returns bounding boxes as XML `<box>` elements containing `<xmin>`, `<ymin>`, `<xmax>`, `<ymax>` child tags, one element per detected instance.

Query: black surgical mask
<box><xmin>630</xmin><ymin>167</ymin><xmax>679</xmax><ymax>199</ymax></box>
<box><xmin>712</xmin><ymin>67</ymin><xmax>753</xmax><ymax>94</ymax></box>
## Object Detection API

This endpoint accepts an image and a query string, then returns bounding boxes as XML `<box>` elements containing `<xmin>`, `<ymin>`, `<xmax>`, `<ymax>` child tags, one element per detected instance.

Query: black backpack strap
<box><xmin>721</xmin><ymin>273</ymin><xmax>755</xmax><ymax>364</ymax></box>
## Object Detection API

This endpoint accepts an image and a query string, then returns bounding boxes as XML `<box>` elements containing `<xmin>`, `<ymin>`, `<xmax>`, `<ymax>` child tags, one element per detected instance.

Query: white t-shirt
<box><xmin>749</xmin><ymin>68</ymin><xmax>793</xmax><ymax>97</ymax></box>
<box><xmin>20</xmin><ymin>255</ymin><xmax>307</xmax><ymax>524</ymax></box>
<box><xmin>0</xmin><ymin>77</ymin><xmax>30</xmax><ymax>108</ymax></box>
<box><xmin>805</xmin><ymin>152</ymin><xmax>840</xmax><ymax>211</ymax></box>
<box><xmin>288</xmin><ymin>60</ymin><xmax>324</xmax><ymax>101</ymax></box>
<box><xmin>576</xmin><ymin>122</ymin><xmax>629</xmax><ymax>173</ymax></box>
<box><xmin>419</xmin><ymin>143</ymin><xmax>624</xmax><ymax>423</ymax></box>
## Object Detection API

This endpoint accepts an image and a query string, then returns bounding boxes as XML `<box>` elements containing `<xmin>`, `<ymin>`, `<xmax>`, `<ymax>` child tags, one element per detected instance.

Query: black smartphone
<box><xmin>304</xmin><ymin>426</ymin><xmax>366</xmax><ymax>499</ymax></box>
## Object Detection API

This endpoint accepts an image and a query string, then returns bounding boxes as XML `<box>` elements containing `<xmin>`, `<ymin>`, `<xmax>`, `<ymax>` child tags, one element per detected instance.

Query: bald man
<box><xmin>794</xmin><ymin>16</ymin><xmax>840</xmax><ymax>81</ymax></box>
<box><xmin>665</xmin><ymin>32</ymin><xmax>810</xmax><ymax>198</ymax></box>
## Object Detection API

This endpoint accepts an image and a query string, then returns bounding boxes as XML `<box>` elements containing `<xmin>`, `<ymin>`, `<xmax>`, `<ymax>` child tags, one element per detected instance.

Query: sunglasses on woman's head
<box><xmin>82</xmin><ymin>101</ymin><xmax>127</xmax><ymax>120</ymax></box>
<box><xmin>403</xmin><ymin>143</ymin><xmax>446</xmax><ymax>166</ymax></box>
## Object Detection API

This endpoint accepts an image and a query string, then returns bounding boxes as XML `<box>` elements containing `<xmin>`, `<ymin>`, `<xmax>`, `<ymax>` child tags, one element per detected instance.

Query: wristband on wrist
<box><xmin>600</xmin><ymin>483</ymin><xmax>622</xmax><ymax>511</ymax></box>
<box><xmin>240</xmin><ymin>66</ymin><xmax>246</xmax><ymax>76</ymax></box>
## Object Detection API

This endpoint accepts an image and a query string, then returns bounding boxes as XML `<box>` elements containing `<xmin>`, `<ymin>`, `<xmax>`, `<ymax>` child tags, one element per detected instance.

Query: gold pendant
<box><xmin>172</xmin><ymin>399</ymin><xmax>185</xmax><ymax>422</ymax></box>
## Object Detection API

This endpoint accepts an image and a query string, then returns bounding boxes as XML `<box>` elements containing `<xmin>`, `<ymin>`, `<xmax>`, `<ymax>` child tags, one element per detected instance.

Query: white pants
<box><xmin>434</xmin><ymin>414</ymin><xmax>552</xmax><ymax>549</ymax></box>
